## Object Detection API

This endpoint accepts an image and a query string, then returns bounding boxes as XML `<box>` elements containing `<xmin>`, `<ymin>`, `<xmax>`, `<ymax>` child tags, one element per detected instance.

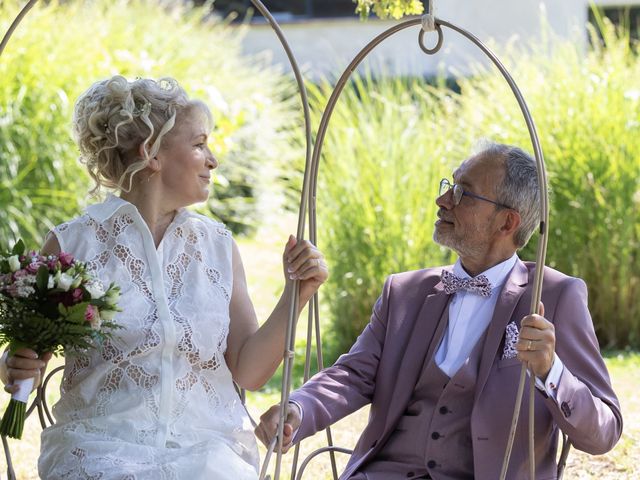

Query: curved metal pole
<box><xmin>0</xmin><ymin>0</ymin><xmax>38</xmax><ymax>58</ymax></box>
<box><xmin>243</xmin><ymin>2</ymin><xmax>315</xmax><ymax>480</ymax></box>
<box><xmin>306</xmin><ymin>17</ymin><xmax>549</xmax><ymax>480</ymax></box>
<box><xmin>294</xmin><ymin>446</ymin><xmax>353</xmax><ymax>480</ymax></box>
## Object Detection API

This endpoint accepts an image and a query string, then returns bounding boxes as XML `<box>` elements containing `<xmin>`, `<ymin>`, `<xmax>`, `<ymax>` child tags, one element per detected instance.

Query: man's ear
<box><xmin>499</xmin><ymin>209</ymin><xmax>521</xmax><ymax>238</ymax></box>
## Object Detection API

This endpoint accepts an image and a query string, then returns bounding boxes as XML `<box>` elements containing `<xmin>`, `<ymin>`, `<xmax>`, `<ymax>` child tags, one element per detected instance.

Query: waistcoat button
<box><xmin>439</xmin><ymin>406</ymin><xmax>448</xmax><ymax>414</ymax></box>
<box><xmin>431</xmin><ymin>432</ymin><xmax>441</xmax><ymax>440</ymax></box>
<box><xmin>427</xmin><ymin>460</ymin><xmax>437</xmax><ymax>468</ymax></box>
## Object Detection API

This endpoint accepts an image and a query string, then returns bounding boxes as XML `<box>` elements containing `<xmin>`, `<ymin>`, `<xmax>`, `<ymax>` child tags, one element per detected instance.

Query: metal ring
<box><xmin>418</xmin><ymin>23</ymin><xmax>444</xmax><ymax>55</ymax></box>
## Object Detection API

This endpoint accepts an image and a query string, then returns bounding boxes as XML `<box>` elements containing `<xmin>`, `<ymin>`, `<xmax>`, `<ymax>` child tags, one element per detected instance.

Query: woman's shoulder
<box><xmin>52</xmin><ymin>212</ymin><xmax>92</xmax><ymax>234</ymax></box>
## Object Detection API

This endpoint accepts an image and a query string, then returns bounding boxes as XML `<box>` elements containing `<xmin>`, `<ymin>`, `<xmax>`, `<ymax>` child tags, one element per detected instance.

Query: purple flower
<box><xmin>59</xmin><ymin>252</ymin><xmax>74</xmax><ymax>268</ymax></box>
<box><xmin>26</xmin><ymin>262</ymin><xmax>44</xmax><ymax>274</ymax></box>
<box><xmin>72</xmin><ymin>288</ymin><xmax>84</xmax><ymax>303</ymax></box>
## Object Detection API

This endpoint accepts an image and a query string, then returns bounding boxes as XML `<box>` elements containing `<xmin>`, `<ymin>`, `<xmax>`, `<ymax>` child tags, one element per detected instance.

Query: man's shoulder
<box><xmin>521</xmin><ymin>261</ymin><xmax>585</xmax><ymax>289</ymax></box>
<box><xmin>386</xmin><ymin>265</ymin><xmax>450</xmax><ymax>292</ymax></box>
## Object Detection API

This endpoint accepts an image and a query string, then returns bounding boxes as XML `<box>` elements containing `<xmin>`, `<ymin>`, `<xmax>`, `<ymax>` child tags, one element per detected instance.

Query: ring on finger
<box><xmin>527</xmin><ymin>340</ymin><xmax>532</xmax><ymax>351</ymax></box>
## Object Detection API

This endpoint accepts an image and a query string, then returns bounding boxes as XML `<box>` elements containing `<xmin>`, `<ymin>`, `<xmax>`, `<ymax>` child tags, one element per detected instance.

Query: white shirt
<box><xmin>435</xmin><ymin>254</ymin><xmax>563</xmax><ymax>397</ymax></box>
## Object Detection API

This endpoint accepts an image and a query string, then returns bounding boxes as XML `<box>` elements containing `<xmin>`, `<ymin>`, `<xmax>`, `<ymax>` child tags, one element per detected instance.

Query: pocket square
<box><xmin>502</xmin><ymin>322</ymin><xmax>519</xmax><ymax>360</ymax></box>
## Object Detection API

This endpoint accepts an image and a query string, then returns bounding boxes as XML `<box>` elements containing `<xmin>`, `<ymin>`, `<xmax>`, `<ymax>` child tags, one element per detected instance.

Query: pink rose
<box><xmin>58</xmin><ymin>252</ymin><xmax>74</xmax><ymax>268</ymax></box>
<box><xmin>26</xmin><ymin>262</ymin><xmax>44</xmax><ymax>274</ymax></box>
<box><xmin>84</xmin><ymin>304</ymin><xmax>101</xmax><ymax>329</ymax></box>
<box><xmin>72</xmin><ymin>288</ymin><xmax>84</xmax><ymax>303</ymax></box>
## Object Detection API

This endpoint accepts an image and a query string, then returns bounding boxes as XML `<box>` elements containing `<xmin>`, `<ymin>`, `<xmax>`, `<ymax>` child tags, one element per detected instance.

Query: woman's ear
<box><xmin>138</xmin><ymin>143</ymin><xmax>160</xmax><ymax>172</ymax></box>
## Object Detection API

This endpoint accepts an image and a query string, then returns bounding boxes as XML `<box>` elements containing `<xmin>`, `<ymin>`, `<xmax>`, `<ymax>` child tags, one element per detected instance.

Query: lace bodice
<box><xmin>38</xmin><ymin>195</ymin><xmax>258</xmax><ymax>479</ymax></box>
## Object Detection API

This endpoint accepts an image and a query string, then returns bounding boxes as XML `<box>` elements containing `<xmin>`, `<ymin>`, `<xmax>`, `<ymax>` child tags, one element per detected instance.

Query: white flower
<box><xmin>47</xmin><ymin>275</ymin><xmax>55</xmax><ymax>289</ymax></box>
<box><xmin>56</xmin><ymin>272</ymin><xmax>74</xmax><ymax>291</ymax></box>
<box><xmin>8</xmin><ymin>255</ymin><xmax>20</xmax><ymax>272</ymax></box>
<box><xmin>85</xmin><ymin>281</ymin><xmax>105</xmax><ymax>300</ymax></box>
<box><xmin>100</xmin><ymin>309</ymin><xmax>116</xmax><ymax>321</ymax></box>
<box><xmin>89</xmin><ymin>310</ymin><xmax>102</xmax><ymax>330</ymax></box>
<box><xmin>71</xmin><ymin>276</ymin><xmax>82</xmax><ymax>289</ymax></box>
<box><xmin>16</xmin><ymin>285</ymin><xmax>35</xmax><ymax>298</ymax></box>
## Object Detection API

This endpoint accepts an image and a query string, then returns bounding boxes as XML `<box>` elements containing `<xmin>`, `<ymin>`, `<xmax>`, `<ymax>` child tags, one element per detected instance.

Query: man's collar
<box><xmin>452</xmin><ymin>253</ymin><xmax>518</xmax><ymax>289</ymax></box>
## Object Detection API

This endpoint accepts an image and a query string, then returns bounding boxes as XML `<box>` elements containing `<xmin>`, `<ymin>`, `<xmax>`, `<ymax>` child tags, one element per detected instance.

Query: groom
<box><xmin>256</xmin><ymin>143</ymin><xmax>622</xmax><ymax>479</ymax></box>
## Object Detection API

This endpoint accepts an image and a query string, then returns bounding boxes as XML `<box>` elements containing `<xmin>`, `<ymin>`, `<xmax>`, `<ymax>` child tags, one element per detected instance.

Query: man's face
<box><xmin>433</xmin><ymin>154</ymin><xmax>505</xmax><ymax>259</ymax></box>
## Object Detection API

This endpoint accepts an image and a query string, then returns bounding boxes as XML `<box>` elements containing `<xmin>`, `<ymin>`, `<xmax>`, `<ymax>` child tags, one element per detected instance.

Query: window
<box><xmin>588</xmin><ymin>4</ymin><xmax>640</xmax><ymax>41</ymax></box>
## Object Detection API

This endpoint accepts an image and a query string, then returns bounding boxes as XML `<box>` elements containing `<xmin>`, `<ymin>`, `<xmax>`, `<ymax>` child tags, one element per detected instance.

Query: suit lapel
<box><xmin>475</xmin><ymin>260</ymin><xmax>529</xmax><ymax>402</ymax></box>
<box><xmin>383</xmin><ymin>278</ymin><xmax>451</xmax><ymax>431</ymax></box>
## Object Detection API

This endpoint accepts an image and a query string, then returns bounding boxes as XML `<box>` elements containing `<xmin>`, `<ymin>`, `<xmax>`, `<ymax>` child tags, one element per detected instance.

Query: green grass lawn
<box><xmin>1</xmin><ymin>213</ymin><xmax>637</xmax><ymax>479</ymax></box>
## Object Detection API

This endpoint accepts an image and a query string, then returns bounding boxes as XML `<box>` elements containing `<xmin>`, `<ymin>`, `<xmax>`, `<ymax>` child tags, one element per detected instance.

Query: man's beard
<box><xmin>433</xmin><ymin>228</ymin><xmax>485</xmax><ymax>259</ymax></box>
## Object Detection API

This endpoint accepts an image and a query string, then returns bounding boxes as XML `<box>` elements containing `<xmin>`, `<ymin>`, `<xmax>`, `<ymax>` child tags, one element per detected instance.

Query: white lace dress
<box><xmin>38</xmin><ymin>195</ymin><xmax>259</xmax><ymax>480</ymax></box>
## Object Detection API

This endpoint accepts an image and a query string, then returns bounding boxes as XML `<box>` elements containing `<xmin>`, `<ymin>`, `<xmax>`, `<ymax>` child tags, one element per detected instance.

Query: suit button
<box><xmin>560</xmin><ymin>401</ymin><xmax>572</xmax><ymax>418</ymax></box>
<box><xmin>427</xmin><ymin>460</ymin><xmax>437</xmax><ymax>468</ymax></box>
<box><xmin>431</xmin><ymin>432</ymin><xmax>441</xmax><ymax>440</ymax></box>
<box><xmin>439</xmin><ymin>406</ymin><xmax>448</xmax><ymax>414</ymax></box>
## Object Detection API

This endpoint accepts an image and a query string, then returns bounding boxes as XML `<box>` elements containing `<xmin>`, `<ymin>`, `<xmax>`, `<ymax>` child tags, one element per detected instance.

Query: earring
<box><xmin>147</xmin><ymin>170</ymin><xmax>159</xmax><ymax>183</ymax></box>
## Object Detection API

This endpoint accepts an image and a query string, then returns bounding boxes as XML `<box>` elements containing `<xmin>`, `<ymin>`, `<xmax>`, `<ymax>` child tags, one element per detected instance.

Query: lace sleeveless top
<box><xmin>38</xmin><ymin>195</ymin><xmax>259</xmax><ymax>480</ymax></box>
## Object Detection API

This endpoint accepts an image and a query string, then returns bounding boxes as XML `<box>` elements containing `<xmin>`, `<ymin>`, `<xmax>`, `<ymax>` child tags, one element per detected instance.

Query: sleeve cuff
<box><xmin>289</xmin><ymin>400</ymin><xmax>303</xmax><ymax>444</ymax></box>
<box><xmin>534</xmin><ymin>353</ymin><xmax>564</xmax><ymax>399</ymax></box>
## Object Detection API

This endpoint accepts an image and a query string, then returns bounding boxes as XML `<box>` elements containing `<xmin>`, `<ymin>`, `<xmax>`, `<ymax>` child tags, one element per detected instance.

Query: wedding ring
<box><xmin>527</xmin><ymin>340</ymin><xmax>532</xmax><ymax>351</ymax></box>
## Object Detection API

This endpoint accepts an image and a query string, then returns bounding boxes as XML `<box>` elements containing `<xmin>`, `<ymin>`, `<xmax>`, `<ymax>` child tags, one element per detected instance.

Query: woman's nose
<box><xmin>206</xmin><ymin>149</ymin><xmax>218</xmax><ymax>169</ymax></box>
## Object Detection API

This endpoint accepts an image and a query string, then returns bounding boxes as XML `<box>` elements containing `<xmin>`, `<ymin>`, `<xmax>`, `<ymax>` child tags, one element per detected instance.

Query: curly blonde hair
<box><xmin>73</xmin><ymin>75</ymin><xmax>210</xmax><ymax>193</ymax></box>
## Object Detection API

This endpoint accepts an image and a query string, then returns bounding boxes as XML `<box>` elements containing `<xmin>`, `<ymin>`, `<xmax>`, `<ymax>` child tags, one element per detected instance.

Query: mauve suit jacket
<box><xmin>290</xmin><ymin>259</ymin><xmax>623</xmax><ymax>479</ymax></box>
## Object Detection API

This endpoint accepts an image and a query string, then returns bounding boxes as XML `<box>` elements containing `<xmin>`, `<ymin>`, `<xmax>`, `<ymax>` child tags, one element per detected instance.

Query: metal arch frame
<box><xmin>295</xmin><ymin>14</ymin><xmax>553</xmax><ymax>480</ymax></box>
<box><xmin>1</xmin><ymin>2</ymin><xmax>561</xmax><ymax>480</ymax></box>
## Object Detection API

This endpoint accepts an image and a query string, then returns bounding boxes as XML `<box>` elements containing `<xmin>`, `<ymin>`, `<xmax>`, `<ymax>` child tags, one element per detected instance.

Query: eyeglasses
<box><xmin>438</xmin><ymin>178</ymin><xmax>513</xmax><ymax>210</ymax></box>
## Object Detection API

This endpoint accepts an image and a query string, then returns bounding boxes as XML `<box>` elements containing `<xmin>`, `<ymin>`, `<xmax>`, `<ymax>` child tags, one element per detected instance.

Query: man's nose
<box><xmin>436</xmin><ymin>189</ymin><xmax>454</xmax><ymax>209</ymax></box>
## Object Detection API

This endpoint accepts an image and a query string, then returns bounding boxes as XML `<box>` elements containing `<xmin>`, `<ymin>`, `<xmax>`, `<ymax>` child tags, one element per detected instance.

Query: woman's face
<box><xmin>156</xmin><ymin>110</ymin><xmax>217</xmax><ymax>207</ymax></box>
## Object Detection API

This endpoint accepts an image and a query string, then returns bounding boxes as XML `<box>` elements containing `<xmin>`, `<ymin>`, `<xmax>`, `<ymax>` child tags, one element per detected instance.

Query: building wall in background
<box><xmin>237</xmin><ymin>0</ymin><xmax>639</xmax><ymax>79</ymax></box>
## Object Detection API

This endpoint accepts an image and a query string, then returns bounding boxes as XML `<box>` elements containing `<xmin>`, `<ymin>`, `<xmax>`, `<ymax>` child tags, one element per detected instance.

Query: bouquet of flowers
<box><xmin>0</xmin><ymin>240</ymin><xmax>121</xmax><ymax>439</ymax></box>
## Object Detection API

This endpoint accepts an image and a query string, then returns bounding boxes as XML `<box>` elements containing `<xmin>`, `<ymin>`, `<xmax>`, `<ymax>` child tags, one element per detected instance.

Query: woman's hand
<box><xmin>1</xmin><ymin>348</ymin><xmax>52</xmax><ymax>395</ymax></box>
<box><xmin>282</xmin><ymin>235</ymin><xmax>329</xmax><ymax>304</ymax></box>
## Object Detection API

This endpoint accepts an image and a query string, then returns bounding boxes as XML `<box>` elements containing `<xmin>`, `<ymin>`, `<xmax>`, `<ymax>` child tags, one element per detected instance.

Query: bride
<box><xmin>1</xmin><ymin>75</ymin><xmax>328</xmax><ymax>479</ymax></box>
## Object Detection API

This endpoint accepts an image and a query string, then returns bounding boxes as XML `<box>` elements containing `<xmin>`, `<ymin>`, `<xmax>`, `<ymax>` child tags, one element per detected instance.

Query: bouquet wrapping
<box><xmin>0</xmin><ymin>240</ymin><xmax>121</xmax><ymax>438</ymax></box>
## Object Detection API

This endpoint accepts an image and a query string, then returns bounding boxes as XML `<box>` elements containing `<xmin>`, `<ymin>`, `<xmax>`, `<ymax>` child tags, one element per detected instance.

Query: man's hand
<box><xmin>255</xmin><ymin>402</ymin><xmax>302</xmax><ymax>454</ymax></box>
<box><xmin>517</xmin><ymin>303</ymin><xmax>555</xmax><ymax>380</ymax></box>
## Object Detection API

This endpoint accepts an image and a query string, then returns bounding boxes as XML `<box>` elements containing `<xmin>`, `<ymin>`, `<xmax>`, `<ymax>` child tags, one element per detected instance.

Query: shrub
<box><xmin>0</xmin><ymin>0</ymin><xmax>297</xmax><ymax>248</ymax></box>
<box><xmin>314</xmin><ymin>21</ymin><xmax>640</xmax><ymax>354</ymax></box>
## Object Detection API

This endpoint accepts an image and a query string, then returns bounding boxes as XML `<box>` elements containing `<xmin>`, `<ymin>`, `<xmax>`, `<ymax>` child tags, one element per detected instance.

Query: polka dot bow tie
<box><xmin>440</xmin><ymin>270</ymin><xmax>493</xmax><ymax>297</ymax></box>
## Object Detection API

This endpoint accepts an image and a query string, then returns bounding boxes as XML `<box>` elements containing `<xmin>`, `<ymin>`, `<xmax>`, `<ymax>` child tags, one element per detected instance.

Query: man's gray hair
<box><xmin>482</xmin><ymin>142</ymin><xmax>541</xmax><ymax>248</ymax></box>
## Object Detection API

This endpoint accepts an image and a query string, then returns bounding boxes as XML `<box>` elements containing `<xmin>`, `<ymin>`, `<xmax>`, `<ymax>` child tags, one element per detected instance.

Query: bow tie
<box><xmin>441</xmin><ymin>270</ymin><xmax>493</xmax><ymax>297</ymax></box>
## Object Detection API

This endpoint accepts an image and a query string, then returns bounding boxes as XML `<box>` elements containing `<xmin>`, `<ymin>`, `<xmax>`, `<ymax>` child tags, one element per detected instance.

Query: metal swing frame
<box><xmin>0</xmin><ymin>1</ymin><xmax>569</xmax><ymax>479</ymax></box>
